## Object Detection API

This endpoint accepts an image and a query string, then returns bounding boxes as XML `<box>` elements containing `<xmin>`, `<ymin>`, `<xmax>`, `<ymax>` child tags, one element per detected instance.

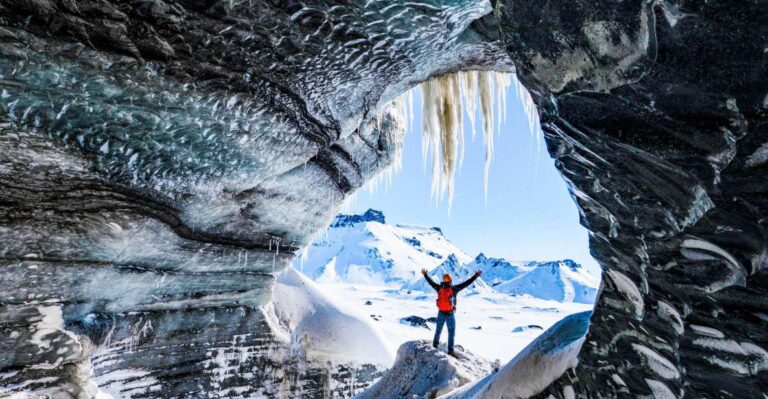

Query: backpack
<box><xmin>437</xmin><ymin>286</ymin><xmax>455</xmax><ymax>311</ymax></box>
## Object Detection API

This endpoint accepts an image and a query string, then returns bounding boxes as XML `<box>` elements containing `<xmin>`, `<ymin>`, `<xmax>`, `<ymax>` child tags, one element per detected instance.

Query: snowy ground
<box><xmin>314</xmin><ymin>281</ymin><xmax>594</xmax><ymax>364</ymax></box>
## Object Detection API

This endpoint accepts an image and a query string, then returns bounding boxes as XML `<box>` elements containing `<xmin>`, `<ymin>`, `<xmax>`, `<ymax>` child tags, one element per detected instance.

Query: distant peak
<box><xmin>560</xmin><ymin>259</ymin><xmax>581</xmax><ymax>270</ymax></box>
<box><xmin>362</xmin><ymin>209</ymin><xmax>386</xmax><ymax>222</ymax></box>
<box><xmin>531</xmin><ymin>259</ymin><xmax>582</xmax><ymax>271</ymax></box>
<box><xmin>475</xmin><ymin>253</ymin><xmax>487</xmax><ymax>261</ymax></box>
<box><xmin>330</xmin><ymin>209</ymin><xmax>386</xmax><ymax>227</ymax></box>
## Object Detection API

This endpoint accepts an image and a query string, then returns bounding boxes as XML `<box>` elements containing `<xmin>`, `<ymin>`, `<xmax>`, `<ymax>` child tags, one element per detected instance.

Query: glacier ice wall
<box><xmin>497</xmin><ymin>0</ymin><xmax>768</xmax><ymax>397</ymax></box>
<box><xmin>0</xmin><ymin>0</ymin><xmax>510</xmax><ymax>397</ymax></box>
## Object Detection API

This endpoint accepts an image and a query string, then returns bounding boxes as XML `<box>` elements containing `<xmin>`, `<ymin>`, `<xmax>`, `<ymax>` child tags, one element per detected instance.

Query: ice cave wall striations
<box><xmin>498</xmin><ymin>0</ymin><xmax>768</xmax><ymax>396</ymax></box>
<box><xmin>0</xmin><ymin>0</ymin><xmax>509</xmax><ymax>397</ymax></box>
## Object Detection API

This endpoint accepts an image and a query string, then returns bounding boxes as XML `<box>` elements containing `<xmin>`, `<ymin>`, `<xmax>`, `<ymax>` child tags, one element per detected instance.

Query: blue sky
<box><xmin>345</xmin><ymin>85</ymin><xmax>601</xmax><ymax>276</ymax></box>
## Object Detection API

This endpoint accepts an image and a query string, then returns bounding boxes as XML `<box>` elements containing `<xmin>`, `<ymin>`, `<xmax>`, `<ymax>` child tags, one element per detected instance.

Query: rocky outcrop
<box><xmin>356</xmin><ymin>340</ymin><xmax>494</xmax><ymax>399</ymax></box>
<box><xmin>2</xmin><ymin>0</ymin><xmax>767</xmax><ymax>397</ymax></box>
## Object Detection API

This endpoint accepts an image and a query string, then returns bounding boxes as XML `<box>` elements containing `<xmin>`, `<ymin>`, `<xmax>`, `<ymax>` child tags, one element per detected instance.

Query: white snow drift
<box><xmin>267</xmin><ymin>267</ymin><xmax>395</xmax><ymax>367</ymax></box>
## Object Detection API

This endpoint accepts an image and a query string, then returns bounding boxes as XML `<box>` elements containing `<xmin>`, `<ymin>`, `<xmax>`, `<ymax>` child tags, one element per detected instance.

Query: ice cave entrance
<box><xmin>288</xmin><ymin>72</ymin><xmax>601</xmax><ymax>365</ymax></box>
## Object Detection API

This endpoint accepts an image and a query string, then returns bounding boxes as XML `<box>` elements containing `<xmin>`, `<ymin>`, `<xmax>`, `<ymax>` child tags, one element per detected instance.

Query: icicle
<box><xmin>514</xmin><ymin>76</ymin><xmax>541</xmax><ymax>150</ymax></box>
<box><xmin>353</xmin><ymin>90</ymin><xmax>409</xmax><ymax>197</ymax></box>
<box><xmin>300</xmin><ymin>245</ymin><xmax>309</xmax><ymax>272</ymax></box>
<box><xmin>478</xmin><ymin>72</ymin><xmax>495</xmax><ymax>204</ymax></box>
<box><xmin>494</xmin><ymin>72</ymin><xmax>511</xmax><ymax>132</ymax></box>
<box><xmin>461</xmin><ymin>71</ymin><xmax>478</xmax><ymax>141</ymax></box>
<box><xmin>350</xmin><ymin>70</ymin><xmax>531</xmax><ymax>213</ymax></box>
<box><xmin>420</xmin><ymin>74</ymin><xmax>465</xmax><ymax>213</ymax></box>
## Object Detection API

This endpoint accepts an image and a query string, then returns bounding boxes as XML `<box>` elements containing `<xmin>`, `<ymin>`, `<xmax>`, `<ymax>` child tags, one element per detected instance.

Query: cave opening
<box><xmin>281</xmin><ymin>72</ymin><xmax>601</xmax><ymax>372</ymax></box>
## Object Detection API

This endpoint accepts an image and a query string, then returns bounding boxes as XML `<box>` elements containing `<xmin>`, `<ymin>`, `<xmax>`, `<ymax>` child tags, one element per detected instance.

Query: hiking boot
<box><xmin>432</xmin><ymin>342</ymin><xmax>438</xmax><ymax>349</ymax></box>
<box><xmin>448</xmin><ymin>350</ymin><xmax>457</xmax><ymax>358</ymax></box>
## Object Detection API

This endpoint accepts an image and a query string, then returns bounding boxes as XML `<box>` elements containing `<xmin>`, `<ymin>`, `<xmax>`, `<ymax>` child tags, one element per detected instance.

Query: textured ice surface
<box><xmin>441</xmin><ymin>311</ymin><xmax>591</xmax><ymax>399</ymax></box>
<box><xmin>0</xmin><ymin>0</ymin><xmax>509</xmax><ymax>392</ymax></box>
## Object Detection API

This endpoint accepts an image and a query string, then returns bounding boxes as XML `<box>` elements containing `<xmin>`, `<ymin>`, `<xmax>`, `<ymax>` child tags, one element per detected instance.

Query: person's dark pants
<box><xmin>433</xmin><ymin>310</ymin><xmax>456</xmax><ymax>352</ymax></box>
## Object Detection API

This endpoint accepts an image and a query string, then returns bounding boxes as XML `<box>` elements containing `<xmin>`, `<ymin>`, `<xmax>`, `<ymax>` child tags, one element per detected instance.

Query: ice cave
<box><xmin>1</xmin><ymin>0</ymin><xmax>767</xmax><ymax>398</ymax></box>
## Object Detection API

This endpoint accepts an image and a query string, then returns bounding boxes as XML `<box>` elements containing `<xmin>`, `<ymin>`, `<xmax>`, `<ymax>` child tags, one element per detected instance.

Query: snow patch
<box><xmin>270</xmin><ymin>267</ymin><xmax>395</xmax><ymax>367</ymax></box>
<box><xmin>631</xmin><ymin>344</ymin><xmax>679</xmax><ymax>380</ymax></box>
<box><xmin>644</xmin><ymin>379</ymin><xmax>676</xmax><ymax>399</ymax></box>
<box><xmin>606</xmin><ymin>270</ymin><xmax>644</xmax><ymax>318</ymax></box>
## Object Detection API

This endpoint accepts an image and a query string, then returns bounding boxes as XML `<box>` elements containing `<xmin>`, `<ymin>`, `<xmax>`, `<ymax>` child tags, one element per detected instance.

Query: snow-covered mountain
<box><xmin>297</xmin><ymin>209</ymin><xmax>471</xmax><ymax>285</ymax></box>
<box><xmin>468</xmin><ymin>255</ymin><xmax>600</xmax><ymax>303</ymax></box>
<box><xmin>295</xmin><ymin>209</ymin><xmax>599</xmax><ymax>304</ymax></box>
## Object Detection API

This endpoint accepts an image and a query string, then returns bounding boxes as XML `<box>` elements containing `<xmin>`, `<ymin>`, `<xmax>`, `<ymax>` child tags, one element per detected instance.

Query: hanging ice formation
<box><xmin>368</xmin><ymin>71</ymin><xmax>539</xmax><ymax>212</ymax></box>
<box><xmin>420</xmin><ymin>71</ymin><xmax>522</xmax><ymax>210</ymax></box>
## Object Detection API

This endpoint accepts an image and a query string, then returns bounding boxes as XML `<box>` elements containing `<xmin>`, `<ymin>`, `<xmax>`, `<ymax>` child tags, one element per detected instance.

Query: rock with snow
<box><xmin>440</xmin><ymin>311</ymin><xmax>591</xmax><ymax>399</ymax></box>
<box><xmin>400</xmin><ymin>316</ymin><xmax>431</xmax><ymax>330</ymax></box>
<box><xmin>512</xmin><ymin>325</ymin><xmax>544</xmax><ymax>333</ymax></box>
<box><xmin>331</xmin><ymin>209</ymin><xmax>387</xmax><ymax>227</ymax></box>
<box><xmin>355</xmin><ymin>340</ymin><xmax>494</xmax><ymax>399</ymax></box>
<box><xmin>270</xmin><ymin>267</ymin><xmax>395</xmax><ymax>367</ymax></box>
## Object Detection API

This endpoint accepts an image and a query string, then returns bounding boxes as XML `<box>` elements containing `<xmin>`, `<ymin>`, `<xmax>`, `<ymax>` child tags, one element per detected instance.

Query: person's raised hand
<box><xmin>474</xmin><ymin>270</ymin><xmax>483</xmax><ymax>277</ymax></box>
<box><xmin>421</xmin><ymin>268</ymin><xmax>428</xmax><ymax>275</ymax></box>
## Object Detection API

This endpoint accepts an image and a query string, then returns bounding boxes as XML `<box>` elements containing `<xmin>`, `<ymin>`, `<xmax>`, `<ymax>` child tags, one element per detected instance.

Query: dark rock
<box><xmin>364</xmin><ymin>300</ymin><xmax>373</xmax><ymax>306</ymax></box>
<box><xmin>403</xmin><ymin>237</ymin><xmax>421</xmax><ymax>247</ymax></box>
<box><xmin>331</xmin><ymin>209</ymin><xmax>386</xmax><ymax>227</ymax></box>
<box><xmin>499</xmin><ymin>0</ymin><xmax>768</xmax><ymax>396</ymax></box>
<box><xmin>512</xmin><ymin>325</ymin><xmax>543</xmax><ymax>333</ymax></box>
<box><xmin>399</xmin><ymin>316</ymin><xmax>430</xmax><ymax>330</ymax></box>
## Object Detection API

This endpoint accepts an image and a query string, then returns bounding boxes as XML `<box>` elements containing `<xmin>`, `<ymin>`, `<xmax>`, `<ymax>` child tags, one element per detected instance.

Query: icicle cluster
<box><xmin>359</xmin><ymin>71</ymin><xmax>540</xmax><ymax>213</ymax></box>
<box><xmin>421</xmin><ymin>71</ymin><xmax>513</xmax><ymax>211</ymax></box>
